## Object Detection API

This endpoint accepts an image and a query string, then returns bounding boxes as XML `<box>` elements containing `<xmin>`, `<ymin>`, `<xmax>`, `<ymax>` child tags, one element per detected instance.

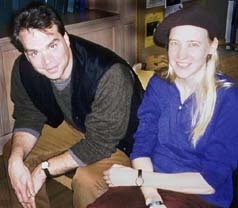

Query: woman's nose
<box><xmin>177</xmin><ymin>46</ymin><xmax>188</xmax><ymax>59</ymax></box>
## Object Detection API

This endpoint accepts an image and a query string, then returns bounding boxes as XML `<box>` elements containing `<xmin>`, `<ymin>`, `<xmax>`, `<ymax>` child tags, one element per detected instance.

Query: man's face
<box><xmin>19</xmin><ymin>25</ymin><xmax>72</xmax><ymax>81</ymax></box>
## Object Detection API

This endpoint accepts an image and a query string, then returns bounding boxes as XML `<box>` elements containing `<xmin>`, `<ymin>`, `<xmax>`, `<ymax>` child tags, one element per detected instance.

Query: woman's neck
<box><xmin>175</xmin><ymin>80</ymin><xmax>194</xmax><ymax>104</ymax></box>
<box><xmin>175</xmin><ymin>66</ymin><xmax>205</xmax><ymax>103</ymax></box>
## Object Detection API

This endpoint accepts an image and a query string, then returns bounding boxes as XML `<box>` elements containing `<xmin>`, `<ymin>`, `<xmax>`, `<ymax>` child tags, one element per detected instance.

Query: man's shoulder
<box><xmin>13</xmin><ymin>54</ymin><xmax>30</xmax><ymax>71</ymax></box>
<box><xmin>13</xmin><ymin>54</ymin><xmax>23</xmax><ymax>67</ymax></box>
<box><xmin>103</xmin><ymin>63</ymin><xmax>132</xmax><ymax>81</ymax></box>
<box><xmin>12</xmin><ymin>55</ymin><xmax>23</xmax><ymax>77</ymax></box>
<box><xmin>69</xmin><ymin>34</ymin><xmax>125</xmax><ymax>62</ymax></box>
<box><xmin>69</xmin><ymin>34</ymin><xmax>108</xmax><ymax>52</ymax></box>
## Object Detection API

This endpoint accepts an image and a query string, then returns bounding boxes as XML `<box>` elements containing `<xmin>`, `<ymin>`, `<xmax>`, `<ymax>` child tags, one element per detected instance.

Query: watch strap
<box><xmin>42</xmin><ymin>161</ymin><xmax>52</xmax><ymax>178</ymax></box>
<box><xmin>147</xmin><ymin>200</ymin><xmax>164</xmax><ymax>207</ymax></box>
<box><xmin>135</xmin><ymin>169</ymin><xmax>144</xmax><ymax>186</ymax></box>
<box><xmin>42</xmin><ymin>167</ymin><xmax>52</xmax><ymax>178</ymax></box>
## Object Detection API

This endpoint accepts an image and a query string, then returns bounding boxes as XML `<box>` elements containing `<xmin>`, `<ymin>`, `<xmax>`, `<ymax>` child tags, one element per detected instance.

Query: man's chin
<box><xmin>43</xmin><ymin>71</ymin><xmax>60</xmax><ymax>79</ymax></box>
<box><xmin>44</xmin><ymin>74</ymin><xmax>60</xmax><ymax>81</ymax></box>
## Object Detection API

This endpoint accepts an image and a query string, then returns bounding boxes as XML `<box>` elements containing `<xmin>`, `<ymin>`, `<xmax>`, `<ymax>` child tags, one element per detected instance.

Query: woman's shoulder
<box><xmin>148</xmin><ymin>74</ymin><xmax>171</xmax><ymax>89</ymax></box>
<box><xmin>216</xmin><ymin>72</ymin><xmax>234</xmax><ymax>82</ymax></box>
<box><xmin>146</xmin><ymin>74</ymin><xmax>176</xmax><ymax>95</ymax></box>
<box><xmin>216</xmin><ymin>73</ymin><xmax>238</xmax><ymax>102</ymax></box>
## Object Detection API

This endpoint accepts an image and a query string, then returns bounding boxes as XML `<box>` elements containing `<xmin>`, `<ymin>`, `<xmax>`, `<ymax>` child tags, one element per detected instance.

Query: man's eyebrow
<box><xmin>24</xmin><ymin>38</ymin><xmax>59</xmax><ymax>53</ymax></box>
<box><xmin>24</xmin><ymin>48</ymin><xmax>37</xmax><ymax>53</ymax></box>
<box><xmin>48</xmin><ymin>38</ymin><xmax>59</xmax><ymax>46</ymax></box>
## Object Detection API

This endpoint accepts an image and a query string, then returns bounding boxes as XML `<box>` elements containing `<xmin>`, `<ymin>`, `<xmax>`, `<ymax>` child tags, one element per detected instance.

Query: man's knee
<box><xmin>72</xmin><ymin>166</ymin><xmax>109</xmax><ymax>208</ymax></box>
<box><xmin>71</xmin><ymin>150</ymin><xmax>131</xmax><ymax>207</ymax></box>
<box><xmin>72</xmin><ymin>166</ymin><xmax>107</xmax><ymax>193</ymax></box>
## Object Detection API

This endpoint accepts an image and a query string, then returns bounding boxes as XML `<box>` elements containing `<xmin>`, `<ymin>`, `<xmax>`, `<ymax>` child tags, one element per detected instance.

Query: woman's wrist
<box><xmin>146</xmin><ymin>199</ymin><xmax>164</xmax><ymax>207</ymax></box>
<box><xmin>142</xmin><ymin>187</ymin><xmax>164</xmax><ymax>208</ymax></box>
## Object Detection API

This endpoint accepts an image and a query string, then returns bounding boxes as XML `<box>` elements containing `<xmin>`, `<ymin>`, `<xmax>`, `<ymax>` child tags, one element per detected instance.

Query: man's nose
<box><xmin>41</xmin><ymin>51</ymin><xmax>51</xmax><ymax>66</ymax></box>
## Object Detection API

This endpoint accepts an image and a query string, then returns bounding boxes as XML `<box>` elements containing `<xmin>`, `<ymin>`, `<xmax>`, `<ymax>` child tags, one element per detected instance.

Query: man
<box><xmin>7</xmin><ymin>2</ymin><xmax>143</xmax><ymax>208</ymax></box>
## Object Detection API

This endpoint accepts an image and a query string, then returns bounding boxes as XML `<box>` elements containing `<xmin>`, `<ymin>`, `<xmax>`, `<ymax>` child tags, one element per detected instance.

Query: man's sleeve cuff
<box><xmin>68</xmin><ymin>149</ymin><xmax>87</xmax><ymax>167</ymax></box>
<box><xmin>13</xmin><ymin>128</ymin><xmax>40</xmax><ymax>138</ymax></box>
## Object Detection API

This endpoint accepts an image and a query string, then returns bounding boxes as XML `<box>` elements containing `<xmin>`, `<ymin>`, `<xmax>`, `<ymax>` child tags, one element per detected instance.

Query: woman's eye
<box><xmin>169</xmin><ymin>41</ymin><xmax>178</xmax><ymax>47</ymax></box>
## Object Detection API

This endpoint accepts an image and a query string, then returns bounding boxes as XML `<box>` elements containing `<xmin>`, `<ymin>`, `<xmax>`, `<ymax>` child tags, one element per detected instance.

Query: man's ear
<box><xmin>209</xmin><ymin>37</ymin><xmax>218</xmax><ymax>55</ymax></box>
<box><xmin>24</xmin><ymin>52</ymin><xmax>31</xmax><ymax>62</ymax></box>
<box><xmin>64</xmin><ymin>32</ymin><xmax>70</xmax><ymax>46</ymax></box>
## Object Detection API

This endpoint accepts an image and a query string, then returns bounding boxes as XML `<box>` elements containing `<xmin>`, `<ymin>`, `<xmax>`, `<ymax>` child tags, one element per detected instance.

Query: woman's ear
<box><xmin>209</xmin><ymin>37</ymin><xmax>218</xmax><ymax>55</ymax></box>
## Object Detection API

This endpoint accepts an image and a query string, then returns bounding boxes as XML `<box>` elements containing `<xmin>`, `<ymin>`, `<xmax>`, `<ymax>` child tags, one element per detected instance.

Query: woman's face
<box><xmin>168</xmin><ymin>25</ymin><xmax>216</xmax><ymax>81</ymax></box>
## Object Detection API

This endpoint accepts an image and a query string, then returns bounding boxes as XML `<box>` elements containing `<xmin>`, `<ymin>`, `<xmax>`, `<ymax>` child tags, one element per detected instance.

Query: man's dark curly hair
<box><xmin>11</xmin><ymin>2</ymin><xmax>66</xmax><ymax>52</ymax></box>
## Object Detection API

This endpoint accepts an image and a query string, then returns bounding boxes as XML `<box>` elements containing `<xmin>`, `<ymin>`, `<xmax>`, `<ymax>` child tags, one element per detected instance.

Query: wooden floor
<box><xmin>0</xmin><ymin>156</ymin><xmax>73</xmax><ymax>208</ymax></box>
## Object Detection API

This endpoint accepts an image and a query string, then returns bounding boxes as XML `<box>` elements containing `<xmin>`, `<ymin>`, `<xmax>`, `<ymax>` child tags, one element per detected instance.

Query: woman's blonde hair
<box><xmin>156</xmin><ymin>42</ymin><xmax>233</xmax><ymax>146</ymax></box>
<box><xmin>191</xmin><ymin>51</ymin><xmax>217</xmax><ymax>146</ymax></box>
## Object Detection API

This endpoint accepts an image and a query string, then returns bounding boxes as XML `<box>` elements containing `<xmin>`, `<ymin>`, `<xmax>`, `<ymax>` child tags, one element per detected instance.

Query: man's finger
<box><xmin>26</xmin><ymin>177</ymin><xmax>35</xmax><ymax>197</ymax></box>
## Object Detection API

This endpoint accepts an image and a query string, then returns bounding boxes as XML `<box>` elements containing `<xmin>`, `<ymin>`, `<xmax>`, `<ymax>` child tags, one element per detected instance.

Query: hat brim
<box><xmin>154</xmin><ymin>4</ymin><xmax>220</xmax><ymax>47</ymax></box>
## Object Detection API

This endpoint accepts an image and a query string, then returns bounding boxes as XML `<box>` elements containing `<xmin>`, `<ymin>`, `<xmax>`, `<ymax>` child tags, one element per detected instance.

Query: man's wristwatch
<box><xmin>135</xmin><ymin>169</ymin><xmax>144</xmax><ymax>187</ymax></box>
<box><xmin>41</xmin><ymin>161</ymin><xmax>52</xmax><ymax>178</ymax></box>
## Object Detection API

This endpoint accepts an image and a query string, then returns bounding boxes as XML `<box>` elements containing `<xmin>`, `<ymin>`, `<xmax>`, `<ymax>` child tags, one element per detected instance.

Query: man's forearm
<box><xmin>9</xmin><ymin>131</ymin><xmax>38</xmax><ymax>161</ymax></box>
<box><xmin>46</xmin><ymin>151</ymin><xmax>79</xmax><ymax>176</ymax></box>
<box><xmin>8</xmin><ymin>131</ymin><xmax>38</xmax><ymax>204</ymax></box>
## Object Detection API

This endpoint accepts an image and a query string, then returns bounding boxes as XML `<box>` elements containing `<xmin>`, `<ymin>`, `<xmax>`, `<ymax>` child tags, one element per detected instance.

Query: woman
<box><xmin>93</xmin><ymin>4</ymin><xmax>238</xmax><ymax>208</ymax></box>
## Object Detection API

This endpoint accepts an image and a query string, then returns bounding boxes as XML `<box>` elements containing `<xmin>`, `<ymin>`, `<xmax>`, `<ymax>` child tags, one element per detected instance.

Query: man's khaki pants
<box><xmin>4</xmin><ymin>121</ymin><xmax>131</xmax><ymax>208</ymax></box>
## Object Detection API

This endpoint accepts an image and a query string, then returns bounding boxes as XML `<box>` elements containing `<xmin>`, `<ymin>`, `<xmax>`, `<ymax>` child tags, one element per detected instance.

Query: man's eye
<box><xmin>50</xmin><ymin>43</ymin><xmax>57</xmax><ymax>49</ymax></box>
<box><xmin>28</xmin><ymin>51</ymin><xmax>38</xmax><ymax>57</ymax></box>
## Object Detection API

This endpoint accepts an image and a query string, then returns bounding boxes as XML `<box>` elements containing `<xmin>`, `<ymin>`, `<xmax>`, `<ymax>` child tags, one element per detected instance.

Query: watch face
<box><xmin>135</xmin><ymin>177</ymin><xmax>144</xmax><ymax>186</ymax></box>
<box><xmin>42</xmin><ymin>161</ymin><xmax>49</xmax><ymax>169</ymax></box>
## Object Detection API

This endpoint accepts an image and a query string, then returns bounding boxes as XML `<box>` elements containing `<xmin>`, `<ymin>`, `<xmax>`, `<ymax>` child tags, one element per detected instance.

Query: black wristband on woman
<box><xmin>147</xmin><ymin>200</ymin><xmax>164</xmax><ymax>207</ymax></box>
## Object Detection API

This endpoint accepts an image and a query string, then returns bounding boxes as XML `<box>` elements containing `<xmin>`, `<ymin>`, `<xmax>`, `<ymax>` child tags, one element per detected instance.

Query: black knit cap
<box><xmin>154</xmin><ymin>4</ymin><xmax>221</xmax><ymax>47</ymax></box>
